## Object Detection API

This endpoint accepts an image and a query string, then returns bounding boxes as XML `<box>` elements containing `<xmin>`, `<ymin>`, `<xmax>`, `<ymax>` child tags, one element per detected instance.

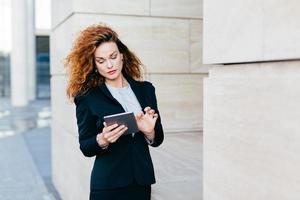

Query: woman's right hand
<box><xmin>96</xmin><ymin>122</ymin><xmax>128</xmax><ymax>148</ymax></box>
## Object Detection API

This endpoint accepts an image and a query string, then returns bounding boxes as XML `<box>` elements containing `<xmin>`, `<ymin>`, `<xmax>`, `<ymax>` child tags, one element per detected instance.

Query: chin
<box><xmin>107</xmin><ymin>72</ymin><xmax>121</xmax><ymax>80</ymax></box>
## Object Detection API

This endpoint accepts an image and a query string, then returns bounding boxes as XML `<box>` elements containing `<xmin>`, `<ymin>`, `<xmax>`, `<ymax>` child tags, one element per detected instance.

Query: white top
<box><xmin>105</xmin><ymin>82</ymin><xmax>142</xmax><ymax>115</ymax></box>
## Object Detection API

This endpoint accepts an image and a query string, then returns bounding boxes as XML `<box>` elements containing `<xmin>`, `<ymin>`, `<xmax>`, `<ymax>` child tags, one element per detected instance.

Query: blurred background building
<box><xmin>0</xmin><ymin>0</ymin><xmax>56</xmax><ymax>199</ymax></box>
<box><xmin>0</xmin><ymin>0</ymin><xmax>51</xmax><ymax>102</ymax></box>
<box><xmin>0</xmin><ymin>0</ymin><xmax>12</xmax><ymax>97</ymax></box>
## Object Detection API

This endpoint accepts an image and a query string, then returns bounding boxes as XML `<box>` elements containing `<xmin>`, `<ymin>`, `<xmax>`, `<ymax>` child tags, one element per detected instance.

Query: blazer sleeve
<box><xmin>74</xmin><ymin>96</ymin><xmax>107</xmax><ymax>157</ymax></box>
<box><xmin>145</xmin><ymin>82</ymin><xmax>164</xmax><ymax>147</ymax></box>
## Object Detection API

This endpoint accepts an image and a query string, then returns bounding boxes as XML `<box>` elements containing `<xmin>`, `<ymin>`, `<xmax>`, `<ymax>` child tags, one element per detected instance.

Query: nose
<box><xmin>106</xmin><ymin>59</ymin><xmax>113</xmax><ymax>69</ymax></box>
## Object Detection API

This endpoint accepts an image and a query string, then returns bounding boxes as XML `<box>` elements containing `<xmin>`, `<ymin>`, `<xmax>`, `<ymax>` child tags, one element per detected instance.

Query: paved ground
<box><xmin>0</xmin><ymin>98</ymin><xmax>61</xmax><ymax>200</ymax></box>
<box><xmin>151</xmin><ymin>132</ymin><xmax>202</xmax><ymax>200</ymax></box>
<box><xmin>0</xmin><ymin>98</ymin><xmax>202</xmax><ymax>200</ymax></box>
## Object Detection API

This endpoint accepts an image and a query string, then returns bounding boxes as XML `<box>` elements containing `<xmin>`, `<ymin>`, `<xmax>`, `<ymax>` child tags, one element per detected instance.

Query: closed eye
<box><xmin>96</xmin><ymin>59</ymin><xmax>104</xmax><ymax>64</ymax></box>
<box><xmin>111</xmin><ymin>53</ymin><xmax>117</xmax><ymax>59</ymax></box>
<box><xmin>95</xmin><ymin>51</ymin><xmax>118</xmax><ymax>63</ymax></box>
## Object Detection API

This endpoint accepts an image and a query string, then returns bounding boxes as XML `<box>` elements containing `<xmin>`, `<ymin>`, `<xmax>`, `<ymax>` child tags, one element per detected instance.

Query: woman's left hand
<box><xmin>135</xmin><ymin>106</ymin><xmax>158</xmax><ymax>141</ymax></box>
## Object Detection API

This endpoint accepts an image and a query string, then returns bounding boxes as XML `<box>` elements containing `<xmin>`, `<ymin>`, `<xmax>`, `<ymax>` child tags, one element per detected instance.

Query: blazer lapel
<box><xmin>125</xmin><ymin>75</ymin><xmax>146</xmax><ymax>109</ymax></box>
<box><xmin>98</xmin><ymin>83</ymin><xmax>120</xmax><ymax>106</ymax></box>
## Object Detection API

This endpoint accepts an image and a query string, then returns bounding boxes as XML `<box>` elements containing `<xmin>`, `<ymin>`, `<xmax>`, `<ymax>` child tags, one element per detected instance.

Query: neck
<box><xmin>105</xmin><ymin>74</ymin><xmax>127</xmax><ymax>88</ymax></box>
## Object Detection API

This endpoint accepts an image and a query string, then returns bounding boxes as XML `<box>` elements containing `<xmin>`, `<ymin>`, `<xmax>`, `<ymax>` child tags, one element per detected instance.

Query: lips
<box><xmin>108</xmin><ymin>70</ymin><xmax>117</xmax><ymax>75</ymax></box>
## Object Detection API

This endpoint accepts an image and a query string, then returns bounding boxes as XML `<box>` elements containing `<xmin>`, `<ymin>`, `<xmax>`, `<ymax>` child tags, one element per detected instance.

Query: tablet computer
<box><xmin>103</xmin><ymin>112</ymin><xmax>139</xmax><ymax>135</ymax></box>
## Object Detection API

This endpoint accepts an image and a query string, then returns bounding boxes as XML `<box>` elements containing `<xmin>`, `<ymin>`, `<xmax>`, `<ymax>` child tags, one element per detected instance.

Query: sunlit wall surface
<box><xmin>35</xmin><ymin>0</ymin><xmax>51</xmax><ymax>31</ymax></box>
<box><xmin>0</xmin><ymin>0</ymin><xmax>11</xmax><ymax>53</ymax></box>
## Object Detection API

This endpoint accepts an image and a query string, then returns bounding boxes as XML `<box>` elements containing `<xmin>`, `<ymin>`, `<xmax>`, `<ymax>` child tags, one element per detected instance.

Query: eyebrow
<box><xmin>95</xmin><ymin>51</ymin><xmax>118</xmax><ymax>59</ymax></box>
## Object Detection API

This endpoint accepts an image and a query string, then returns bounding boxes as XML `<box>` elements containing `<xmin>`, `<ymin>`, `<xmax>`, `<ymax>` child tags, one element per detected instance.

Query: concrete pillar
<box><xmin>10</xmin><ymin>0</ymin><xmax>36</xmax><ymax>106</ymax></box>
<box><xmin>27</xmin><ymin>0</ymin><xmax>36</xmax><ymax>101</ymax></box>
<box><xmin>203</xmin><ymin>0</ymin><xmax>300</xmax><ymax>199</ymax></box>
<box><xmin>11</xmin><ymin>0</ymin><xmax>28</xmax><ymax>106</ymax></box>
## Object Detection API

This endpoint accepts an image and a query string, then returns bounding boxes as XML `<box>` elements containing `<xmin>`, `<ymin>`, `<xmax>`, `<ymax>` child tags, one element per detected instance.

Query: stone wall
<box><xmin>203</xmin><ymin>0</ymin><xmax>300</xmax><ymax>199</ymax></box>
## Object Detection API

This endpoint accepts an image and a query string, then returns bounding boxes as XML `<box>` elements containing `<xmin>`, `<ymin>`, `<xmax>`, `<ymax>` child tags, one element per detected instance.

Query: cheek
<box><xmin>116</xmin><ymin>57</ymin><xmax>123</xmax><ymax>67</ymax></box>
<box><xmin>95</xmin><ymin>65</ymin><xmax>106</xmax><ymax>75</ymax></box>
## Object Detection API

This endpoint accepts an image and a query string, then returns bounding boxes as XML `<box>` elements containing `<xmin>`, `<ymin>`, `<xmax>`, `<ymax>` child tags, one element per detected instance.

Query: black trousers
<box><xmin>90</xmin><ymin>181</ymin><xmax>151</xmax><ymax>200</ymax></box>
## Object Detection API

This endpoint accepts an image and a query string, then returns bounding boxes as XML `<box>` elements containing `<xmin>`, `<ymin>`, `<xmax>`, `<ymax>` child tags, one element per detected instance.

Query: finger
<box><xmin>151</xmin><ymin>114</ymin><xmax>158</xmax><ymax>122</ymax></box>
<box><xmin>137</xmin><ymin>112</ymin><xmax>143</xmax><ymax>117</ymax></box>
<box><xmin>108</xmin><ymin>127</ymin><xmax>128</xmax><ymax>143</ymax></box>
<box><xmin>107</xmin><ymin>126</ymin><xmax>127</xmax><ymax>143</ymax></box>
<box><xmin>103</xmin><ymin>122</ymin><xmax>107</xmax><ymax>127</ymax></box>
<box><xmin>144</xmin><ymin>106</ymin><xmax>151</xmax><ymax>112</ymax></box>
<box><xmin>135</xmin><ymin>115</ymin><xmax>140</xmax><ymax>122</ymax></box>
<box><xmin>135</xmin><ymin>112</ymin><xmax>143</xmax><ymax>120</ymax></box>
<box><xmin>104</xmin><ymin>123</ymin><xmax>118</xmax><ymax>132</ymax></box>
<box><xmin>149</xmin><ymin>109</ymin><xmax>155</xmax><ymax>114</ymax></box>
<box><xmin>109</xmin><ymin>124</ymin><xmax>126</xmax><ymax>136</ymax></box>
<box><xmin>101</xmin><ymin>132</ymin><xmax>110</xmax><ymax>141</ymax></box>
<box><xmin>147</xmin><ymin>109</ymin><xmax>155</xmax><ymax>116</ymax></box>
<box><xmin>97</xmin><ymin>133</ymin><xmax>108</xmax><ymax>144</ymax></box>
<box><xmin>145</xmin><ymin>111</ymin><xmax>155</xmax><ymax>120</ymax></box>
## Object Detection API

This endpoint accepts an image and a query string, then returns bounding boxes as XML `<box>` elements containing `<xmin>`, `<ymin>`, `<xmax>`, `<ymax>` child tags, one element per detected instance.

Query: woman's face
<box><xmin>94</xmin><ymin>41</ymin><xmax>124</xmax><ymax>81</ymax></box>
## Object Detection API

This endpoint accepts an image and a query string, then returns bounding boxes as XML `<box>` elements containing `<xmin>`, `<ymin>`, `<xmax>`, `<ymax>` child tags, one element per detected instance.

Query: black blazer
<box><xmin>74</xmin><ymin>75</ymin><xmax>164</xmax><ymax>190</ymax></box>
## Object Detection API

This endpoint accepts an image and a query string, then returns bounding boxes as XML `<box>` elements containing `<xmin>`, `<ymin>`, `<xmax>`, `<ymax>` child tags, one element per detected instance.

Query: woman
<box><xmin>65</xmin><ymin>24</ymin><xmax>164</xmax><ymax>200</ymax></box>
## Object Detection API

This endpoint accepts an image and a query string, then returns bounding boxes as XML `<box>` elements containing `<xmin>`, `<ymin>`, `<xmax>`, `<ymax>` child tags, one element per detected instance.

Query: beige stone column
<box><xmin>203</xmin><ymin>0</ymin><xmax>300</xmax><ymax>199</ymax></box>
<box><xmin>11</xmin><ymin>0</ymin><xmax>28</xmax><ymax>106</ymax></box>
<box><xmin>10</xmin><ymin>0</ymin><xmax>36</xmax><ymax>105</ymax></box>
<box><xmin>27</xmin><ymin>0</ymin><xmax>36</xmax><ymax>101</ymax></box>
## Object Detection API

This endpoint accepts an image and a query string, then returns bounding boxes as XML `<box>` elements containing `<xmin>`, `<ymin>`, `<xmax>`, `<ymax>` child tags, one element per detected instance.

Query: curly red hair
<box><xmin>65</xmin><ymin>24</ymin><xmax>144</xmax><ymax>99</ymax></box>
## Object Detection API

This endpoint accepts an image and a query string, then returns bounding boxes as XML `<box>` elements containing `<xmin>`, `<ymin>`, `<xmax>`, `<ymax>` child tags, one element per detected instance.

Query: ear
<box><xmin>120</xmin><ymin>53</ymin><xmax>124</xmax><ymax>61</ymax></box>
